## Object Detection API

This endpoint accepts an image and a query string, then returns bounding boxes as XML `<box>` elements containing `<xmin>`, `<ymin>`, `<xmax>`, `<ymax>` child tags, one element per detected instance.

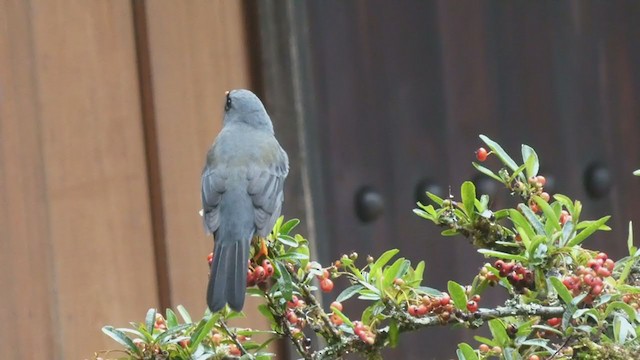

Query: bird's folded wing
<box><xmin>247</xmin><ymin>148</ymin><xmax>289</xmax><ymax>237</ymax></box>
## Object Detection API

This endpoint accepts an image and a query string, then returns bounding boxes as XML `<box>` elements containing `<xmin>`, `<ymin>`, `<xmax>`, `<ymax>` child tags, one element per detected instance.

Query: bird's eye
<box><xmin>225</xmin><ymin>93</ymin><xmax>232</xmax><ymax>112</ymax></box>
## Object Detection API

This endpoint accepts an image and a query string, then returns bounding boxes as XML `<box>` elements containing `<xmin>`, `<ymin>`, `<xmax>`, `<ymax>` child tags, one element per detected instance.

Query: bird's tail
<box><xmin>207</xmin><ymin>238</ymin><xmax>249</xmax><ymax>312</ymax></box>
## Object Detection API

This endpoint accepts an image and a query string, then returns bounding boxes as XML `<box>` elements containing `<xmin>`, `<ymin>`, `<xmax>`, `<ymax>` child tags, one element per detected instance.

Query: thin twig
<box><xmin>219</xmin><ymin>319</ymin><xmax>253</xmax><ymax>359</ymax></box>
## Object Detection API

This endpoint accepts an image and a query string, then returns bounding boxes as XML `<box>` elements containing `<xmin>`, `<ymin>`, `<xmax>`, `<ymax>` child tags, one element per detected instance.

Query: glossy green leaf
<box><xmin>566</xmin><ymin>216</ymin><xmax>611</xmax><ymax>247</ymax></box>
<box><xmin>155</xmin><ymin>323</ymin><xmax>192</xmax><ymax>345</ymax></box>
<box><xmin>477</xmin><ymin>249</ymin><xmax>527</xmax><ymax>262</ymax></box>
<box><xmin>414</xmin><ymin>261</ymin><xmax>425</xmax><ymax>284</ymax></box>
<box><xmin>509</xmin><ymin>209</ymin><xmax>535</xmax><ymax>239</ymax></box>
<box><xmin>553</xmin><ymin>194</ymin><xmax>575</xmax><ymax>214</ymax></box>
<box><xmin>332</xmin><ymin>308</ymin><xmax>354</xmax><ymax>327</ymax></box>
<box><xmin>371</xmin><ymin>249</ymin><xmax>399</xmax><ymax>275</ymax></box>
<box><xmin>473</xmin><ymin>162</ymin><xmax>503</xmax><ymax>182</ymax></box>
<box><xmin>605</xmin><ymin>301</ymin><xmax>637</xmax><ymax>322</ymax></box>
<box><xmin>277</xmin><ymin>234</ymin><xmax>298</xmax><ymax>247</ymax></box>
<box><xmin>461</xmin><ymin>181</ymin><xmax>476</xmax><ymax>219</ymax></box>
<box><xmin>166</xmin><ymin>308</ymin><xmax>178</xmax><ymax>328</ymax></box>
<box><xmin>427</xmin><ymin>192</ymin><xmax>444</xmax><ymax>206</ymax></box>
<box><xmin>388</xmin><ymin>320</ymin><xmax>399</xmax><ymax>348</ymax></box>
<box><xmin>628</xmin><ymin>221</ymin><xmax>635</xmax><ymax>256</ymax></box>
<box><xmin>550</xmin><ymin>277</ymin><xmax>573</xmax><ymax>304</ymax></box>
<box><xmin>275</xmin><ymin>261</ymin><xmax>293</xmax><ymax>300</ymax></box>
<box><xmin>189</xmin><ymin>314</ymin><xmax>218</xmax><ymax>352</ymax></box>
<box><xmin>521</xmin><ymin>144</ymin><xmax>539</xmax><ymax>178</ymax></box>
<box><xmin>102</xmin><ymin>326</ymin><xmax>142</xmax><ymax>356</ymax></box>
<box><xmin>479</xmin><ymin>135</ymin><xmax>518</xmax><ymax>171</ymax></box>
<box><xmin>532</xmin><ymin>196</ymin><xmax>560</xmax><ymax>232</ymax></box>
<box><xmin>145</xmin><ymin>308</ymin><xmax>157</xmax><ymax>335</ymax></box>
<box><xmin>384</xmin><ymin>258</ymin><xmax>410</xmax><ymax>287</ymax></box>
<box><xmin>488</xmin><ymin>319</ymin><xmax>509</xmax><ymax>347</ymax></box>
<box><xmin>336</xmin><ymin>284</ymin><xmax>364</xmax><ymax>302</ymax></box>
<box><xmin>176</xmin><ymin>305</ymin><xmax>192</xmax><ymax>323</ymax></box>
<box><xmin>457</xmin><ymin>342</ymin><xmax>479</xmax><ymax>360</ymax></box>
<box><xmin>518</xmin><ymin>203</ymin><xmax>546</xmax><ymax>236</ymax></box>
<box><xmin>279</xmin><ymin>218</ymin><xmax>300</xmax><ymax>235</ymax></box>
<box><xmin>448</xmin><ymin>281</ymin><xmax>467</xmax><ymax>310</ymax></box>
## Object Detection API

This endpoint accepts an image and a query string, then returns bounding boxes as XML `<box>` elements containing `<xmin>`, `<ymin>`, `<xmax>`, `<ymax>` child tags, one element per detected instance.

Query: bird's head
<box><xmin>222</xmin><ymin>89</ymin><xmax>273</xmax><ymax>133</ymax></box>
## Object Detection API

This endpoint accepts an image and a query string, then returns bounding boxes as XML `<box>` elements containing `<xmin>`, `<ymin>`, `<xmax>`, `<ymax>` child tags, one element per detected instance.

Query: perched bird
<box><xmin>201</xmin><ymin>89</ymin><xmax>289</xmax><ymax>312</ymax></box>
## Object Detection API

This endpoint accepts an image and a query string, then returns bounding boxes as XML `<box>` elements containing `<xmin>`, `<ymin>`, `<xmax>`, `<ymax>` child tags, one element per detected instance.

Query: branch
<box><xmin>219</xmin><ymin>319</ymin><xmax>253</xmax><ymax>359</ymax></box>
<box><xmin>311</xmin><ymin>303</ymin><xmax>565</xmax><ymax>360</ymax></box>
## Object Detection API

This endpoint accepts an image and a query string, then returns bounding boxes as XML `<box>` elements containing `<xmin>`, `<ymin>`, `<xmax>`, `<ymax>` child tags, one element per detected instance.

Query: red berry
<box><xmin>540</xmin><ymin>192</ymin><xmax>550</xmax><ymax>202</ymax></box>
<box><xmin>330</xmin><ymin>313</ymin><xmax>343</xmax><ymax>326</ymax></box>
<box><xmin>587</xmin><ymin>259</ymin><xmax>600</xmax><ymax>270</ymax></box>
<box><xmin>547</xmin><ymin>317</ymin><xmax>561</xmax><ymax>327</ymax></box>
<box><xmin>286</xmin><ymin>310</ymin><xmax>298</xmax><ymax>324</ymax></box>
<box><xmin>246</xmin><ymin>269</ymin><xmax>256</xmax><ymax>286</ymax></box>
<box><xmin>591</xmin><ymin>284</ymin><xmax>603</xmax><ymax>296</ymax></box>
<box><xmin>471</xmin><ymin>294</ymin><xmax>481</xmax><ymax>303</ymax></box>
<box><xmin>475</xmin><ymin>147</ymin><xmax>489</xmax><ymax>162</ymax></box>
<box><xmin>408</xmin><ymin>305</ymin><xmax>419</xmax><ymax>317</ymax></box>
<box><xmin>440</xmin><ymin>293</ymin><xmax>451</xmax><ymax>306</ymax></box>
<box><xmin>287</xmin><ymin>295</ymin><xmax>299</xmax><ymax>308</ymax></box>
<box><xmin>536</xmin><ymin>176</ymin><xmax>546</xmax><ymax>186</ymax></box>
<box><xmin>253</xmin><ymin>265</ymin><xmax>266</xmax><ymax>282</ymax></box>
<box><xmin>529</xmin><ymin>355</ymin><xmax>540</xmax><ymax>360</ymax></box>
<box><xmin>229</xmin><ymin>345</ymin><xmax>241</xmax><ymax>356</ymax></box>
<box><xmin>211</xmin><ymin>333</ymin><xmax>222</xmax><ymax>345</ymax></box>
<box><xmin>530</xmin><ymin>202</ymin><xmax>540</xmax><ymax>213</ymax></box>
<box><xmin>393</xmin><ymin>278</ymin><xmax>405</xmax><ymax>286</ymax></box>
<box><xmin>479</xmin><ymin>344</ymin><xmax>490</xmax><ymax>353</ymax></box>
<box><xmin>320</xmin><ymin>269</ymin><xmax>330</xmax><ymax>279</ymax></box>
<box><xmin>320</xmin><ymin>278</ymin><xmax>334</xmax><ymax>292</ymax></box>
<box><xmin>179</xmin><ymin>339</ymin><xmax>190</xmax><ymax>348</ymax></box>
<box><xmin>563</xmin><ymin>276</ymin><xmax>576</xmax><ymax>290</ymax></box>
<box><xmin>330</xmin><ymin>301</ymin><xmax>343</xmax><ymax>312</ymax></box>
<box><xmin>597</xmin><ymin>267</ymin><xmax>611</xmax><ymax>278</ymax></box>
<box><xmin>604</xmin><ymin>259</ymin><xmax>615</xmax><ymax>272</ymax></box>
<box><xmin>596</xmin><ymin>252</ymin><xmax>608</xmax><ymax>261</ymax></box>
<box><xmin>560</xmin><ymin>210</ymin><xmax>571</xmax><ymax>225</ymax></box>
<box><xmin>466</xmin><ymin>300</ymin><xmax>479</xmax><ymax>313</ymax></box>
<box><xmin>494</xmin><ymin>260</ymin><xmax>505</xmax><ymax>270</ymax></box>
<box><xmin>417</xmin><ymin>304</ymin><xmax>428</xmax><ymax>316</ymax></box>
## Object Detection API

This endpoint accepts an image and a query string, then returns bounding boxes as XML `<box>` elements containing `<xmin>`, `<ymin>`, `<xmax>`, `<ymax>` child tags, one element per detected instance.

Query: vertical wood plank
<box><xmin>142</xmin><ymin>0</ymin><xmax>265</xmax><ymax>329</ymax></box>
<box><xmin>11</xmin><ymin>0</ymin><xmax>158</xmax><ymax>358</ymax></box>
<box><xmin>0</xmin><ymin>0</ymin><xmax>57</xmax><ymax>358</ymax></box>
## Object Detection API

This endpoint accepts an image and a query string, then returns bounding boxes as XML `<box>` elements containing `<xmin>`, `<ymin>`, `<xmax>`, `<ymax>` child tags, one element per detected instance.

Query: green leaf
<box><xmin>473</xmin><ymin>336</ymin><xmax>499</xmax><ymax>347</ymax></box>
<box><xmin>384</xmin><ymin>258</ymin><xmax>410</xmax><ymax>287</ymax></box>
<box><xmin>102</xmin><ymin>326</ymin><xmax>142</xmax><ymax>356</ymax></box>
<box><xmin>550</xmin><ymin>277</ymin><xmax>573</xmax><ymax>304</ymax></box>
<box><xmin>566</xmin><ymin>216</ymin><xmax>611</xmax><ymax>247</ymax></box>
<box><xmin>257</xmin><ymin>304</ymin><xmax>276</xmax><ymax>326</ymax></box>
<box><xmin>189</xmin><ymin>314</ymin><xmax>218</xmax><ymax>352</ymax></box>
<box><xmin>176</xmin><ymin>305</ymin><xmax>192</xmax><ymax>323</ymax></box>
<box><xmin>448</xmin><ymin>281</ymin><xmax>467</xmax><ymax>310</ymax></box>
<box><xmin>275</xmin><ymin>261</ymin><xmax>293</xmax><ymax>300</ymax></box>
<box><xmin>336</xmin><ymin>284</ymin><xmax>364</xmax><ymax>302</ymax></box>
<box><xmin>628</xmin><ymin>221</ymin><xmax>635</xmax><ymax>256</ymax></box>
<box><xmin>488</xmin><ymin>319</ymin><xmax>509</xmax><ymax>347</ymax></box>
<box><xmin>166</xmin><ymin>308</ymin><xmax>178</xmax><ymax>328</ymax></box>
<box><xmin>477</xmin><ymin>249</ymin><xmax>527</xmax><ymax>262</ymax></box>
<box><xmin>521</xmin><ymin>144</ymin><xmax>539</xmax><ymax>178</ymax></box>
<box><xmin>532</xmin><ymin>196</ymin><xmax>561</xmax><ymax>232</ymax></box>
<box><xmin>457</xmin><ymin>342</ymin><xmax>479</xmax><ymax>360</ymax></box>
<box><xmin>509</xmin><ymin>209</ymin><xmax>535</xmax><ymax>239</ymax></box>
<box><xmin>479</xmin><ymin>135</ymin><xmax>519</xmax><ymax>171</ymax></box>
<box><xmin>553</xmin><ymin>194</ymin><xmax>575</xmax><ymax>214</ymax></box>
<box><xmin>473</xmin><ymin>162</ymin><xmax>503</xmax><ymax>182</ymax></box>
<box><xmin>426</xmin><ymin>192</ymin><xmax>444</xmax><ymax>206</ymax></box>
<box><xmin>277</xmin><ymin>235</ymin><xmax>298</xmax><ymax>247</ymax></box>
<box><xmin>461</xmin><ymin>181</ymin><xmax>476</xmax><ymax>219</ymax></box>
<box><xmin>634</xmin><ymin>169</ymin><xmax>640</xmax><ymax>176</ymax></box>
<box><xmin>388</xmin><ymin>320</ymin><xmax>399</xmax><ymax>348</ymax></box>
<box><xmin>279</xmin><ymin>218</ymin><xmax>300</xmax><ymax>235</ymax></box>
<box><xmin>371</xmin><ymin>249</ymin><xmax>399</xmax><ymax>275</ymax></box>
<box><xmin>560</xmin><ymin>221</ymin><xmax>575</xmax><ymax>247</ymax></box>
<box><xmin>613</xmin><ymin>314</ymin><xmax>636</xmax><ymax>344</ymax></box>
<box><xmin>155</xmin><ymin>323</ymin><xmax>192</xmax><ymax>345</ymax></box>
<box><xmin>145</xmin><ymin>308</ymin><xmax>157</xmax><ymax>335</ymax></box>
<box><xmin>604</xmin><ymin>301</ymin><xmax>637</xmax><ymax>322</ymax></box>
<box><xmin>413</xmin><ymin>261</ymin><xmax>425</xmax><ymax>284</ymax></box>
<box><xmin>417</xmin><ymin>286</ymin><xmax>444</xmax><ymax>297</ymax></box>
<box><xmin>518</xmin><ymin>203</ymin><xmax>546</xmax><ymax>236</ymax></box>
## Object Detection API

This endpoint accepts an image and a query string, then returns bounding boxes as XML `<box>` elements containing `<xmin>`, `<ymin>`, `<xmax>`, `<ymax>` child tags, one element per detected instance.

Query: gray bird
<box><xmin>201</xmin><ymin>89</ymin><xmax>289</xmax><ymax>312</ymax></box>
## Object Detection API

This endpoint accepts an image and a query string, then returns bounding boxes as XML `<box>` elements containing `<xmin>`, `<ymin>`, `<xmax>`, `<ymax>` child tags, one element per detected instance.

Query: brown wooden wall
<box><xmin>0</xmin><ymin>1</ymin><xmax>265</xmax><ymax>359</ymax></box>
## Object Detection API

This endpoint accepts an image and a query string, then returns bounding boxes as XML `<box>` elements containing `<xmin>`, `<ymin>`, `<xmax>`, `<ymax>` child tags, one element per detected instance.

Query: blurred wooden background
<box><xmin>0</xmin><ymin>1</ymin><xmax>264</xmax><ymax>359</ymax></box>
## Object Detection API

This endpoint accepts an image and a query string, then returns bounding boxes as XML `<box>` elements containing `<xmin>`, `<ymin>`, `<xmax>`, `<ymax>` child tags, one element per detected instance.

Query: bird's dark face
<box><xmin>223</xmin><ymin>89</ymin><xmax>273</xmax><ymax>132</ymax></box>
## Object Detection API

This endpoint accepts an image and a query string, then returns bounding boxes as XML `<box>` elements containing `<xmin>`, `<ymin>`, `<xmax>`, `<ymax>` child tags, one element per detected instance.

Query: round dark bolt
<box><xmin>415</xmin><ymin>178</ymin><xmax>443</xmax><ymax>205</ymax></box>
<box><xmin>584</xmin><ymin>163</ymin><xmax>611</xmax><ymax>199</ymax></box>
<box><xmin>355</xmin><ymin>186</ymin><xmax>384</xmax><ymax>223</ymax></box>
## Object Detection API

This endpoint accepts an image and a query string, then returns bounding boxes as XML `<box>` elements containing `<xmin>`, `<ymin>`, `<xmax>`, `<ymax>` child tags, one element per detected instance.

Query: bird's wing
<box><xmin>247</xmin><ymin>146</ymin><xmax>289</xmax><ymax>237</ymax></box>
<box><xmin>201</xmin><ymin>166</ymin><xmax>227</xmax><ymax>234</ymax></box>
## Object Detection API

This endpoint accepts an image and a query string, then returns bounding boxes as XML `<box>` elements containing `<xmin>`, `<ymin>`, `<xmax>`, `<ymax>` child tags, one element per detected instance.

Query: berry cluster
<box><xmin>494</xmin><ymin>260</ymin><xmax>535</xmax><ymax>292</ymax></box>
<box><xmin>563</xmin><ymin>252</ymin><xmax>613</xmax><ymax>304</ymax></box>
<box><xmin>466</xmin><ymin>294</ymin><xmax>481</xmax><ymax>313</ymax></box>
<box><xmin>247</xmin><ymin>259</ymin><xmax>275</xmax><ymax>286</ymax></box>
<box><xmin>478</xmin><ymin>344</ymin><xmax>503</xmax><ymax>356</ymax></box>
<box><xmin>407</xmin><ymin>293</ymin><xmax>454</xmax><ymax>321</ymax></box>
<box><xmin>353</xmin><ymin>321</ymin><xmax>376</xmax><ymax>345</ymax></box>
<box><xmin>526</xmin><ymin>175</ymin><xmax>549</xmax><ymax>213</ymax></box>
<box><xmin>621</xmin><ymin>294</ymin><xmax>640</xmax><ymax>310</ymax></box>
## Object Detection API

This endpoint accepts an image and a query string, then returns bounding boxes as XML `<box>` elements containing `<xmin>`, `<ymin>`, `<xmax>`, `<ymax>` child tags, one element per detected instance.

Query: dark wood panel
<box><xmin>259</xmin><ymin>1</ymin><xmax>640</xmax><ymax>358</ymax></box>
